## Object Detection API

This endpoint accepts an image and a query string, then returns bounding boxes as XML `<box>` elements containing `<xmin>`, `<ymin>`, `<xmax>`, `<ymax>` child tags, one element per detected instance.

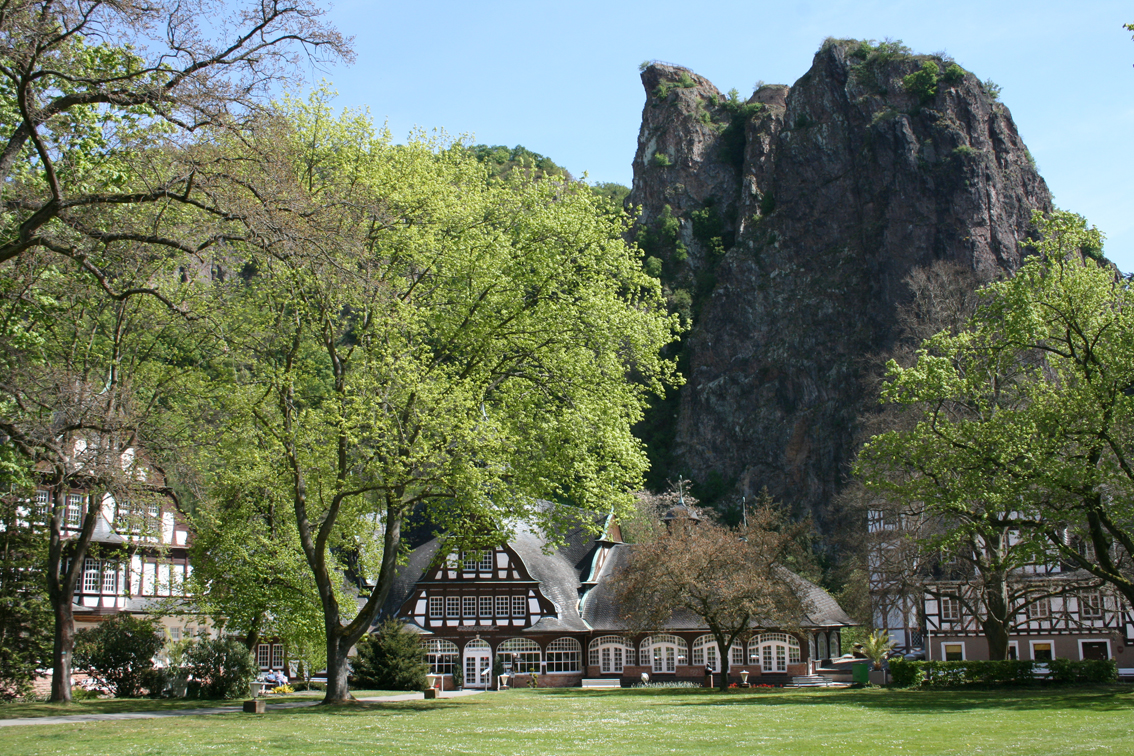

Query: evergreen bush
<box><xmin>73</xmin><ymin>614</ymin><xmax>164</xmax><ymax>697</ymax></box>
<box><xmin>185</xmin><ymin>636</ymin><xmax>257</xmax><ymax>699</ymax></box>
<box><xmin>889</xmin><ymin>658</ymin><xmax>1117</xmax><ymax>688</ymax></box>
<box><xmin>352</xmin><ymin>619</ymin><xmax>428</xmax><ymax>691</ymax></box>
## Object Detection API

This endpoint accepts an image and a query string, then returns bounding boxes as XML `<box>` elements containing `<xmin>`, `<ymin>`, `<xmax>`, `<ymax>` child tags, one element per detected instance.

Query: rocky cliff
<box><xmin>630</xmin><ymin>40</ymin><xmax>1052</xmax><ymax>529</ymax></box>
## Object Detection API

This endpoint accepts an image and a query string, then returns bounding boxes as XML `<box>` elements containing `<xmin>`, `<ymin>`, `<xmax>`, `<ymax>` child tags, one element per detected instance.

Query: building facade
<box><xmin>382</xmin><ymin>510</ymin><xmax>854</xmax><ymax>688</ymax></box>
<box><xmin>868</xmin><ymin>509</ymin><xmax>1134</xmax><ymax>669</ymax></box>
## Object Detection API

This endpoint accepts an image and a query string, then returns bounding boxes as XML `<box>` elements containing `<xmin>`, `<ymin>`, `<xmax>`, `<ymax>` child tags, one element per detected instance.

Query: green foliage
<box><xmin>590</xmin><ymin>182</ymin><xmax>631</xmax><ymax>210</ymax></box>
<box><xmin>887</xmin><ymin>657</ymin><xmax>923</xmax><ymax>687</ymax></box>
<box><xmin>184</xmin><ymin>637</ymin><xmax>257</xmax><ymax>700</ymax></box>
<box><xmin>952</xmin><ymin>145</ymin><xmax>980</xmax><ymax>159</ymax></box>
<box><xmin>73</xmin><ymin>615</ymin><xmax>164</xmax><ymax>698</ymax></box>
<box><xmin>352</xmin><ymin>620</ymin><xmax>429</xmax><ymax>691</ymax></box>
<box><xmin>903</xmin><ymin>61</ymin><xmax>940</xmax><ymax>104</ymax></box>
<box><xmin>860</xmin><ymin>630</ymin><xmax>896</xmax><ymax>670</ymax></box>
<box><xmin>643</xmin><ymin>256</ymin><xmax>664</xmax><ymax>279</ymax></box>
<box><xmin>468</xmin><ymin>144</ymin><xmax>572</xmax><ymax>182</ymax></box>
<box><xmin>983</xmin><ymin>79</ymin><xmax>1002</xmax><ymax>101</ymax></box>
<box><xmin>1047</xmin><ymin>659</ymin><xmax>1117</xmax><ymax>685</ymax></box>
<box><xmin>891</xmin><ymin>659</ymin><xmax>1117</xmax><ymax>688</ymax></box>
<box><xmin>639</xmin><ymin>60</ymin><xmax>651</xmax><ymax>72</ymax></box>
<box><xmin>942</xmin><ymin>63</ymin><xmax>966</xmax><ymax>84</ymax></box>
<box><xmin>857</xmin><ymin>211</ymin><xmax>1134</xmax><ymax>613</ymax></box>
<box><xmin>0</xmin><ymin>453</ymin><xmax>50</xmax><ymax>701</ymax></box>
<box><xmin>844</xmin><ymin>38</ymin><xmax>912</xmax><ymax>63</ymax></box>
<box><xmin>652</xmin><ymin>152</ymin><xmax>673</xmax><ymax>167</ymax></box>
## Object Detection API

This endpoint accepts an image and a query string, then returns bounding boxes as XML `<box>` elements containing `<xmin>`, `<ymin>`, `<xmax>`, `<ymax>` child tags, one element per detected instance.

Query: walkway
<box><xmin>0</xmin><ymin>689</ymin><xmax>483</xmax><ymax>728</ymax></box>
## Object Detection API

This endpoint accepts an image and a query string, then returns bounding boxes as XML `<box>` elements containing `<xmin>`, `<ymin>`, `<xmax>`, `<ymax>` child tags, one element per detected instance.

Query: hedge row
<box><xmin>888</xmin><ymin>657</ymin><xmax>1117</xmax><ymax>688</ymax></box>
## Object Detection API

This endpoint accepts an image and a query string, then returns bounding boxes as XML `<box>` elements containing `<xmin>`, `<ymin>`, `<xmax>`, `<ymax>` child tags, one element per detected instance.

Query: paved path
<box><xmin>0</xmin><ymin>689</ymin><xmax>483</xmax><ymax>728</ymax></box>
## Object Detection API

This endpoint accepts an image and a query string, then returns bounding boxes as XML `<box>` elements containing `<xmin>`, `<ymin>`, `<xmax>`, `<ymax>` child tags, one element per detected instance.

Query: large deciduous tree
<box><xmin>614</xmin><ymin>494</ymin><xmax>809</xmax><ymax>691</ymax></box>
<box><xmin>1</xmin><ymin>0</ymin><xmax>351</xmax><ymax>274</ymax></box>
<box><xmin>857</xmin><ymin>211</ymin><xmax>1134</xmax><ymax>655</ymax></box>
<box><xmin>197</xmin><ymin>93</ymin><xmax>682</xmax><ymax>704</ymax></box>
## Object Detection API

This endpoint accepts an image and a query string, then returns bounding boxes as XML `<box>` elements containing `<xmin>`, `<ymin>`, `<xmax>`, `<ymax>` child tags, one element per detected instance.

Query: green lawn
<box><xmin>3</xmin><ymin>686</ymin><xmax>1133</xmax><ymax>755</ymax></box>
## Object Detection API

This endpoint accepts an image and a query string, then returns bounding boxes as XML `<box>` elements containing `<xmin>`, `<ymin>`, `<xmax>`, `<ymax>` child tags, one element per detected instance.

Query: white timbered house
<box><xmin>381</xmin><ymin>506</ymin><xmax>854</xmax><ymax>688</ymax></box>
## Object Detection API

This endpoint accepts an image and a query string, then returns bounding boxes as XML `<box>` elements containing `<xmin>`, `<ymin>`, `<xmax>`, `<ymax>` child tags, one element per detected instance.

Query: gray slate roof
<box><xmin>579</xmin><ymin>544</ymin><xmax>854</xmax><ymax>631</ymax></box>
<box><xmin>378</xmin><ymin>506</ymin><xmax>606</xmax><ymax>633</ymax></box>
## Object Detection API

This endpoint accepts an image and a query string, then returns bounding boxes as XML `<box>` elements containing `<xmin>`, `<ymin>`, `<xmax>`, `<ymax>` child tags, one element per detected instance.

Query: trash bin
<box><xmin>851</xmin><ymin>663</ymin><xmax>870</xmax><ymax>685</ymax></box>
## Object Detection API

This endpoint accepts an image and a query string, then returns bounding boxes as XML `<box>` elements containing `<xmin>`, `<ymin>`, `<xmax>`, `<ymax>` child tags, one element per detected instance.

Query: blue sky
<box><xmin>316</xmin><ymin>0</ymin><xmax>1134</xmax><ymax>271</ymax></box>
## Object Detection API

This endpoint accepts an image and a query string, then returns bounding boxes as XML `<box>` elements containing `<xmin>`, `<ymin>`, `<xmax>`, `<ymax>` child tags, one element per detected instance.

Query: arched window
<box><xmin>748</xmin><ymin>633</ymin><xmax>802</xmax><ymax>673</ymax></box>
<box><xmin>425</xmin><ymin>639</ymin><xmax>459</xmax><ymax>675</ymax></box>
<box><xmin>640</xmin><ymin>634</ymin><xmax>688</xmax><ymax>674</ymax></box>
<box><xmin>817</xmin><ymin>632</ymin><xmax>829</xmax><ymax>660</ymax></box>
<box><xmin>691</xmin><ymin>635</ymin><xmax>745</xmax><ymax>672</ymax></box>
<box><xmin>588</xmin><ymin>636</ymin><xmax>635</xmax><ymax>673</ymax></box>
<box><xmin>498</xmin><ymin>637</ymin><xmax>541</xmax><ymax>673</ymax></box>
<box><xmin>545</xmin><ymin>638</ymin><xmax>582</xmax><ymax>673</ymax></box>
<box><xmin>829</xmin><ymin>631</ymin><xmax>840</xmax><ymax>658</ymax></box>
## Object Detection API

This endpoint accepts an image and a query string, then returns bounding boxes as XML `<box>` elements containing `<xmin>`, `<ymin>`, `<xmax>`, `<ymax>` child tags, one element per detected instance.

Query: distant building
<box><xmin>868</xmin><ymin>509</ymin><xmax>1134</xmax><ymax>668</ymax></box>
<box><xmin>381</xmin><ymin>508</ymin><xmax>853</xmax><ymax>689</ymax></box>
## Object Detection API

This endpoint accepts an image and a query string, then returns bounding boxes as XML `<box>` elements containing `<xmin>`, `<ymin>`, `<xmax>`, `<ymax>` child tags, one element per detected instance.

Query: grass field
<box><xmin>3</xmin><ymin>686</ymin><xmax>1132</xmax><ymax>755</ymax></box>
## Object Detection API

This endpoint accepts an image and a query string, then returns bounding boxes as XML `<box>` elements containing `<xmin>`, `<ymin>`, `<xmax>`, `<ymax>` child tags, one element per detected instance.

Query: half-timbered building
<box><xmin>381</xmin><ymin>507</ymin><xmax>854</xmax><ymax>689</ymax></box>
<box><xmin>868</xmin><ymin>509</ymin><xmax>1134</xmax><ymax>668</ymax></box>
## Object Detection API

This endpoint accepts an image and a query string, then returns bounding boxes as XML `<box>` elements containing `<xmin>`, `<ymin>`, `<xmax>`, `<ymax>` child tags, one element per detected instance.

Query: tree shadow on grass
<box><xmin>666</xmin><ymin>686</ymin><xmax>1134</xmax><ymax>713</ymax></box>
<box><xmin>279</xmin><ymin>699</ymin><xmax>468</xmax><ymax>718</ymax></box>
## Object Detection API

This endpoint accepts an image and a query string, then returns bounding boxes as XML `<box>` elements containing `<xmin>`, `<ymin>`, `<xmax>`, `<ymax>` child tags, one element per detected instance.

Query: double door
<box><xmin>463</xmin><ymin>643</ymin><xmax>492</xmax><ymax>688</ymax></box>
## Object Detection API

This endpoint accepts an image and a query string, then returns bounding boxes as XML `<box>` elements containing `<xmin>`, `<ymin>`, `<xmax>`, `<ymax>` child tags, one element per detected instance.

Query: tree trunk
<box><xmin>323</xmin><ymin>634</ymin><xmax>354</xmax><ymax>704</ymax></box>
<box><xmin>49</xmin><ymin>600</ymin><xmax>74</xmax><ymax>702</ymax></box>
<box><xmin>981</xmin><ymin>571</ymin><xmax>1012</xmax><ymax>661</ymax></box>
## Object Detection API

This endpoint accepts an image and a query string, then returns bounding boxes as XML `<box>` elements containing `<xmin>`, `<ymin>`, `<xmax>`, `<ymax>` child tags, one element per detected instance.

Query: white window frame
<box><xmin>257</xmin><ymin>643</ymin><xmax>271</xmax><ymax>669</ymax></box>
<box><xmin>1028</xmin><ymin>639</ymin><xmax>1055</xmax><ymax>661</ymax></box>
<box><xmin>1080</xmin><ymin>591</ymin><xmax>1104</xmax><ymax>619</ymax></box>
<box><xmin>445</xmin><ymin>596</ymin><xmax>460</xmax><ymax>618</ymax></box>
<box><xmin>462</xmin><ymin>595</ymin><xmax>476</xmax><ymax>618</ymax></box>
<box><xmin>66</xmin><ymin>493</ymin><xmax>84</xmax><ymax>529</ymax></box>
<box><xmin>512</xmin><ymin>595</ymin><xmax>526</xmax><ymax>617</ymax></box>
<box><xmin>941</xmin><ymin>641</ymin><xmax>966</xmax><ymax>661</ymax></box>
<box><xmin>588</xmin><ymin>636</ymin><xmax>635</xmax><ymax>671</ymax></box>
<box><xmin>1077</xmin><ymin>638</ymin><xmax>1110</xmax><ymax>661</ymax></box>
<box><xmin>479</xmin><ymin>595</ymin><xmax>494</xmax><ymax>617</ymax></box>
<box><xmin>498</xmin><ymin>637</ymin><xmax>541</xmax><ymax>674</ymax></box>
<box><xmin>496</xmin><ymin>596</ymin><xmax>510</xmax><ymax>618</ymax></box>
<box><xmin>102</xmin><ymin>562</ymin><xmax>118</xmax><ymax>594</ymax></box>
<box><xmin>545</xmin><ymin>637</ymin><xmax>582</xmax><ymax>673</ymax></box>
<box><xmin>1007</xmin><ymin>641</ymin><xmax>1019</xmax><ymax>660</ymax></box>
<box><xmin>425</xmin><ymin>639</ymin><xmax>459</xmax><ymax>675</ymax></box>
<box><xmin>428</xmin><ymin>596</ymin><xmax>444</xmax><ymax>619</ymax></box>
<box><xmin>34</xmin><ymin>489</ymin><xmax>50</xmax><ymax>520</ymax></box>
<box><xmin>271</xmin><ymin>644</ymin><xmax>285</xmax><ymax>669</ymax></box>
<box><xmin>479</xmin><ymin>550</ymin><xmax>494</xmax><ymax>572</ymax></box>
<box><xmin>1028</xmin><ymin>596</ymin><xmax>1051</xmax><ymax>620</ymax></box>
<box><xmin>940</xmin><ymin>595</ymin><xmax>961</xmax><ymax>622</ymax></box>
<box><xmin>82</xmin><ymin>558</ymin><xmax>100</xmax><ymax>594</ymax></box>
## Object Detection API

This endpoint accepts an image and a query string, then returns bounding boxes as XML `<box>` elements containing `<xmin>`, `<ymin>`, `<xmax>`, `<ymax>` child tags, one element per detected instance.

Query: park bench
<box><xmin>581</xmin><ymin>679</ymin><xmax>622</xmax><ymax>688</ymax></box>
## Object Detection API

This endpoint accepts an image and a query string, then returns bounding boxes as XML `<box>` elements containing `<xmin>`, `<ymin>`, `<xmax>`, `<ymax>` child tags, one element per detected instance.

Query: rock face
<box><xmin>630</xmin><ymin>42</ymin><xmax>1052</xmax><ymax>529</ymax></box>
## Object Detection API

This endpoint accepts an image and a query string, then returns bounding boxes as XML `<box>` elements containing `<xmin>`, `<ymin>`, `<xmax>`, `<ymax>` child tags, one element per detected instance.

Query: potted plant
<box><xmin>862</xmin><ymin>630</ymin><xmax>897</xmax><ymax>685</ymax></box>
<box><xmin>452</xmin><ymin>665</ymin><xmax>463</xmax><ymax>691</ymax></box>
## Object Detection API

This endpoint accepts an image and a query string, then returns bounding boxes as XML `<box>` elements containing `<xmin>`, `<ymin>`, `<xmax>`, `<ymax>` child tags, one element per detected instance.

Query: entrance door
<box><xmin>1082</xmin><ymin>642</ymin><xmax>1109</xmax><ymax>660</ymax></box>
<box><xmin>463</xmin><ymin>640</ymin><xmax>492</xmax><ymax>688</ymax></box>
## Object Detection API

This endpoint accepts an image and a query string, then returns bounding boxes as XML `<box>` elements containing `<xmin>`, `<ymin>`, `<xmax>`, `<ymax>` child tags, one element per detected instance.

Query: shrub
<box><xmin>1048</xmin><ymin>659</ymin><xmax>1117</xmax><ymax>685</ymax></box>
<box><xmin>891</xmin><ymin>659</ymin><xmax>1117</xmax><ymax>688</ymax></box>
<box><xmin>903</xmin><ymin>61</ymin><xmax>940</xmax><ymax>104</ymax></box>
<box><xmin>73</xmin><ymin>614</ymin><xmax>164</xmax><ymax>698</ymax></box>
<box><xmin>185</xmin><ymin>636</ymin><xmax>257</xmax><ymax>699</ymax></box>
<box><xmin>352</xmin><ymin>618</ymin><xmax>429</xmax><ymax>691</ymax></box>
<box><xmin>652</xmin><ymin>152</ymin><xmax>672</xmax><ymax>168</ymax></box>
<box><xmin>888</xmin><ymin>657</ymin><xmax>922</xmax><ymax>687</ymax></box>
<box><xmin>983</xmin><ymin>79</ymin><xmax>1002</xmax><ymax>101</ymax></box>
<box><xmin>942</xmin><ymin>63</ymin><xmax>965</xmax><ymax>84</ymax></box>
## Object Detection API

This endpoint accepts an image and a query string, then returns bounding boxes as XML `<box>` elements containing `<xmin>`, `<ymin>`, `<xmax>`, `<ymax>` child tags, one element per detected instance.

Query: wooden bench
<box><xmin>581</xmin><ymin>678</ymin><xmax>622</xmax><ymax>688</ymax></box>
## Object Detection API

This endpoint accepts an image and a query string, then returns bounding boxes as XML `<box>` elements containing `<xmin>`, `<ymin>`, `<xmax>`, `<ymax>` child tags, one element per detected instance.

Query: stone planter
<box><xmin>868</xmin><ymin>668</ymin><xmax>888</xmax><ymax>686</ymax></box>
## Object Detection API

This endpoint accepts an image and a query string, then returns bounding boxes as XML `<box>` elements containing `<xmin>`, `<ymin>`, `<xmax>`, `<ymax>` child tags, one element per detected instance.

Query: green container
<box><xmin>852</xmin><ymin>663</ymin><xmax>870</xmax><ymax>684</ymax></box>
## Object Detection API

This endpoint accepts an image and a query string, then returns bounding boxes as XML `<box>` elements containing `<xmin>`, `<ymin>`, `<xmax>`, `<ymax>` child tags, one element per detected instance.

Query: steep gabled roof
<box><xmin>378</xmin><ymin>504</ymin><xmax>610</xmax><ymax>632</ymax></box>
<box><xmin>579</xmin><ymin>544</ymin><xmax>854</xmax><ymax>631</ymax></box>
